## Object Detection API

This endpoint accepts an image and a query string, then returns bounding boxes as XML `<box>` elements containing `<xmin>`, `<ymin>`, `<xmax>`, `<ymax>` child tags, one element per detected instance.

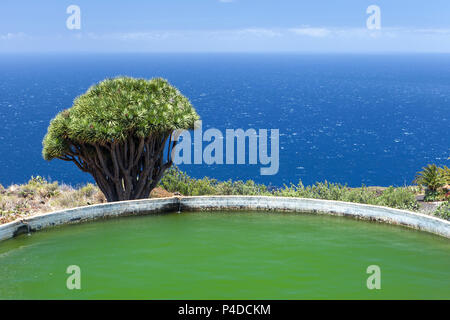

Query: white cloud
<box><xmin>287</xmin><ymin>27</ymin><xmax>450</xmax><ymax>39</ymax></box>
<box><xmin>232</xmin><ymin>28</ymin><xmax>282</xmax><ymax>38</ymax></box>
<box><xmin>7</xmin><ymin>27</ymin><xmax>449</xmax><ymax>44</ymax></box>
<box><xmin>288</xmin><ymin>27</ymin><xmax>396</xmax><ymax>38</ymax></box>
<box><xmin>79</xmin><ymin>27</ymin><xmax>450</xmax><ymax>44</ymax></box>
<box><xmin>0</xmin><ymin>32</ymin><xmax>27</xmax><ymax>40</ymax></box>
<box><xmin>109</xmin><ymin>32</ymin><xmax>172</xmax><ymax>40</ymax></box>
<box><xmin>290</xmin><ymin>27</ymin><xmax>331</xmax><ymax>38</ymax></box>
<box><xmin>414</xmin><ymin>28</ymin><xmax>450</xmax><ymax>35</ymax></box>
<box><xmin>3</xmin><ymin>26</ymin><xmax>450</xmax><ymax>52</ymax></box>
<box><xmin>86</xmin><ymin>28</ymin><xmax>282</xmax><ymax>41</ymax></box>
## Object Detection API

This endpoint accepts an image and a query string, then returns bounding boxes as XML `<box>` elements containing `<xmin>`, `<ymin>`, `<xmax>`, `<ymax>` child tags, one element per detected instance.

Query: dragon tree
<box><xmin>42</xmin><ymin>77</ymin><xmax>199</xmax><ymax>202</ymax></box>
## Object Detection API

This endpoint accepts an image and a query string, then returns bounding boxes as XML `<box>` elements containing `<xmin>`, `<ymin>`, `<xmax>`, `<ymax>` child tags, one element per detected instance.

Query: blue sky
<box><xmin>1</xmin><ymin>0</ymin><xmax>449</xmax><ymax>52</ymax></box>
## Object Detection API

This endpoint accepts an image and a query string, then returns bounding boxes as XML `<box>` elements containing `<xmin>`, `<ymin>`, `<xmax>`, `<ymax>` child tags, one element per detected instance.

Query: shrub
<box><xmin>342</xmin><ymin>186</ymin><xmax>378</xmax><ymax>204</ymax></box>
<box><xmin>372</xmin><ymin>187</ymin><xmax>419</xmax><ymax>211</ymax></box>
<box><xmin>214</xmin><ymin>179</ymin><xmax>268</xmax><ymax>196</ymax></box>
<box><xmin>18</xmin><ymin>177</ymin><xmax>59</xmax><ymax>199</ymax></box>
<box><xmin>29</xmin><ymin>175</ymin><xmax>46</xmax><ymax>185</ymax></box>
<box><xmin>51</xmin><ymin>192</ymin><xmax>82</xmax><ymax>208</ymax></box>
<box><xmin>18</xmin><ymin>185</ymin><xmax>35</xmax><ymax>198</ymax></box>
<box><xmin>273</xmin><ymin>182</ymin><xmax>419</xmax><ymax>211</ymax></box>
<box><xmin>159</xmin><ymin>167</ymin><xmax>269</xmax><ymax>196</ymax></box>
<box><xmin>424</xmin><ymin>189</ymin><xmax>443</xmax><ymax>202</ymax></box>
<box><xmin>39</xmin><ymin>182</ymin><xmax>60</xmax><ymax>198</ymax></box>
<box><xmin>159</xmin><ymin>167</ymin><xmax>213</xmax><ymax>195</ymax></box>
<box><xmin>78</xmin><ymin>183</ymin><xmax>97</xmax><ymax>198</ymax></box>
<box><xmin>160</xmin><ymin>168</ymin><xmax>420</xmax><ymax>211</ymax></box>
<box><xmin>434</xmin><ymin>201</ymin><xmax>450</xmax><ymax>221</ymax></box>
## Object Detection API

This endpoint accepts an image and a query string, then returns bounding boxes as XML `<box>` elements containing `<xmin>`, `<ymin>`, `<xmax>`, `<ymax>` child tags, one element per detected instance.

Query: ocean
<box><xmin>0</xmin><ymin>53</ymin><xmax>449</xmax><ymax>187</ymax></box>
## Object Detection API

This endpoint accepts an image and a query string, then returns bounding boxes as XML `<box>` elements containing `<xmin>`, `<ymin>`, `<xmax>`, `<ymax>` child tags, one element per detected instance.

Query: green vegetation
<box><xmin>414</xmin><ymin>164</ymin><xmax>445</xmax><ymax>191</ymax></box>
<box><xmin>18</xmin><ymin>176</ymin><xmax>60</xmax><ymax>199</ymax></box>
<box><xmin>0</xmin><ymin>176</ymin><xmax>175</xmax><ymax>224</ymax></box>
<box><xmin>160</xmin><ymin>167</ymin><xmax>420</xmax><ymax>211</ymax></box>
<box><xmin>434</xmin><ymin>201</ymin><xmax>450</xmax><ymax>221</ymax></box>
<box><xmin>160</xmin><ymin>168</ymin><xmax>269</xmax><ymax>196</ymax></box>
<box><xmin>6</xmin><ymin>167</ymin><xmax>450</xmax><ymax>225</ymax></box>
<box><xmin>439</xmin><ymin>166</ymin><xmax>450</xmax><ymax>185</ymax></box>
<box><xmin>42</xmin><ymin>77</ymin><xmax>199</xmax><ymax>202</ymax></box>
<box><xmin>0</xmin><ymin>176</ymin><xmax>105</xmax><ymax>224</ymax></box>
<box><xmin>414</xmin><ymin>164</ymin><xmax>450</xmax><ymax>201</ymax></box>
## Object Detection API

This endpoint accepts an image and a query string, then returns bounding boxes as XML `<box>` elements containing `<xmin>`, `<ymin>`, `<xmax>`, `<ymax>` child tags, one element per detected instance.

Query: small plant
<box><xmin>29</xmin><ymin>176</ymin><xmax>47</xmax><ymax>185</ymax></box>
<box><xmin>17</xmin><ymin>177</ymin><xmax>59</xmax><ymax>199</ymax></box>
<box><xmin>18</xmin><ymin>186</ymin><xmax>35</xmax><ymax>198</ymax></box>
<box><xmin>39</xmin><ymin>182</ymin><xmax>60</xmax><ymax>198</ymax></box>
<box><xmin>78</xmin><ymin>183</ymin><xmax>97</xmax><ymax>198</ymax></box>
<box><xmin>434</xmin><ymin>201</ymin><xmax>450</xmax><ymax>221</ymax></box>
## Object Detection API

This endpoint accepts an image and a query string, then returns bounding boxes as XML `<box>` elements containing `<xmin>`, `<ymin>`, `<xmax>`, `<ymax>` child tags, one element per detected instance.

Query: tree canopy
<box><xmin>43</xmin><ymin>77</ymin><xmax>199</xmax><ymax>160</ymax></box>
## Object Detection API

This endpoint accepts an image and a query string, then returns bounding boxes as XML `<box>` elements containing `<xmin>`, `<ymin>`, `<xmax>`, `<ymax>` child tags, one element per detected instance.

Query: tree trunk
<box><xmin>58</xmin><ymin>133</ymin><xmax>177</xmax><ymax>202</ymax></box>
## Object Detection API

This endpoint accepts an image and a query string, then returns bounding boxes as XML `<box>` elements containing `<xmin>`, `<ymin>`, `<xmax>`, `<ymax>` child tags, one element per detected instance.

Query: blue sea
<box><xmin>0</xmin><ymin>53</ymin><xmax>449</xmax><ymax>187</ymax></box>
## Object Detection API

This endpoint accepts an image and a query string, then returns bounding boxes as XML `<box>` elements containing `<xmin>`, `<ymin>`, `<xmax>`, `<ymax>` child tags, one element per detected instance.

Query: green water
<box><xmin>0</xmin><ymin>211</ymin><xmax>449</xmax><ymax>300</ymax></box>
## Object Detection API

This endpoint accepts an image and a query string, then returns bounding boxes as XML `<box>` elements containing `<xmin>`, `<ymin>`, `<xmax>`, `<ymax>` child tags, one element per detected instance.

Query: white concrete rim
<box><xmin>0</xmin><ymin>196</ymin><xmax>449</xmax><ymax>242</ymax></box>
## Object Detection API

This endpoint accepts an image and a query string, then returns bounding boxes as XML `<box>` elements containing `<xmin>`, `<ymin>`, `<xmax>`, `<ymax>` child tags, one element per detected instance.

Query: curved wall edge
<box><xmin>0</xmin><ymin>196</ymin><xmax>449</xmax><ymax>242</ymax></box>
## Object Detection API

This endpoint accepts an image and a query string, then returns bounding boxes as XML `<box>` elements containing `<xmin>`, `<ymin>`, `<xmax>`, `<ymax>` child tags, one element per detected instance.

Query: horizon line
<box><xmin>1</xmin><ymin>51</ymin><xmax>450</xmax><ymax>54</ymax></box>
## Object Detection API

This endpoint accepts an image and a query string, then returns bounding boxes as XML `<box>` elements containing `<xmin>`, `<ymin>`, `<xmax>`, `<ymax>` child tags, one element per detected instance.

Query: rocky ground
<box><xmin>417</xmin><ymin>200</ymin><xmax>443</xmax><ymax>215</ymax></box>
<box><xmin>0</xmin><ymin>179</ymin><xmax>174</xmax><ymax>224</ymax></box>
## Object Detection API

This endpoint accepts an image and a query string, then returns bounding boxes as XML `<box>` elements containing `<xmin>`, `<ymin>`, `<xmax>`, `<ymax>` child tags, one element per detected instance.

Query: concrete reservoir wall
<box><xmin>1</xmin><ymin>196</ymin><xmax>449</xmax><ymax>242</ymax></box>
